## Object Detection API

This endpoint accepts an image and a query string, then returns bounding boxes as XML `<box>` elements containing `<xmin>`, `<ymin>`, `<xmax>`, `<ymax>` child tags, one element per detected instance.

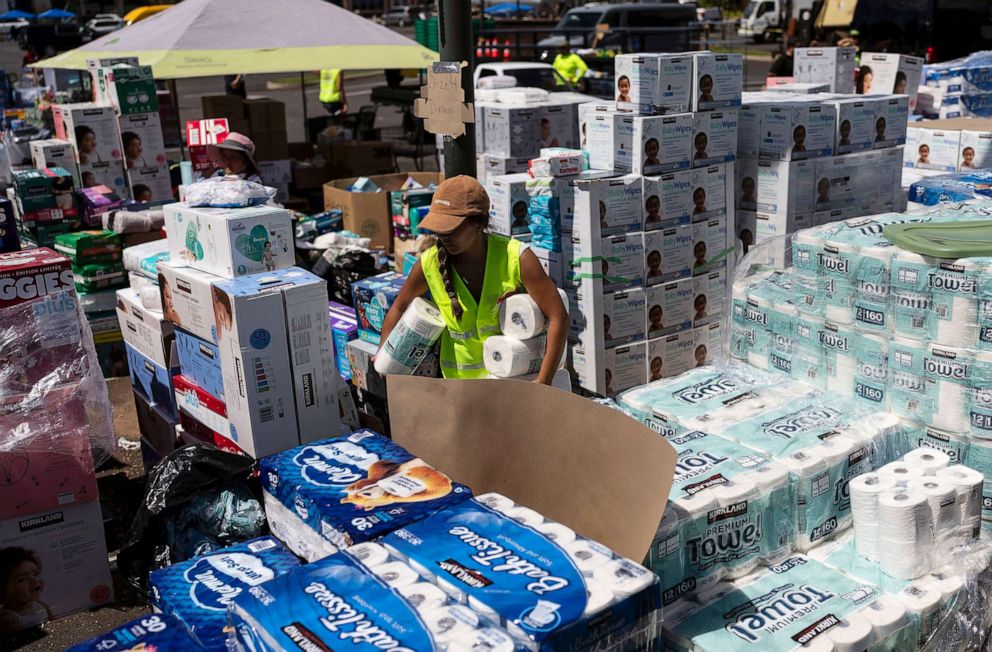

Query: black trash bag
<box><xmin>316</xmin><ymin>249</ymin><xmax>379</xmax><ymax>305</ymax></box>
<box><xmin>117</xmin><ymin>444</ymin><xmax>262</xmax><ymax>597</ymax></box>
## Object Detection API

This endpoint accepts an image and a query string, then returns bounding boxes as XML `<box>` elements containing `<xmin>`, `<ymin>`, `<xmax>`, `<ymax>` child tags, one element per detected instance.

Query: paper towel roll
<box><xmin>592</xmin><ymin>559</ymin><xmax>654</xmax><ymax>597</ymax></box>
<box><xmin>671</xmin><ymin>490</ymin><xmax>719</xmax><ymax>520</ymax></box>
<box><xmin>484</xmin><ymin>335</ymin><xmax>547</xmax><ymax>378</ymax></box>
<box><xmin>906</xmin><ymin>478</ymin><xmax>958</xmax><ymax>535</ymax></box>
<box><xmin>476</xmin><ymin>493</ymin><xmax>515</xmax><ymax>514</ymax></box>
<box><xmin>139</xmin><ymin>285</ymin><xmax>162</xmax><ymax>311</ymax></box>
<box><xmin>423</xmin><ymin>605</ymin><xmax>481</xmax><ymax>646</ymax></box>
<box><xmin>851</xmin><ymin>473</ymin><xmax>898</xmax><ymax>561</ymax></box>
<box><xmin>929</xmin><ymin>257</ymin><xmax>987</xmax><ymax>347</ymax></box>
<box><xmin>904</xmin><ymin>447</ymin><xmax>951</xmax><ymax>474</ymax></box>
<box><xmin>348</xmin><ymin>542</ymin><xmax>389</xmax><ymax>568</ymax></box>
<box><xmin>970</xmin><ymin>350</ymin><xmax>992</xmax><ymax>437</ymax></box>
<box><xmin>925</xmin><ymin>343</ymin><xmax>973</xmax><ymax>433</ymax></box>
<box><xmin>398</xmin><ymin>582</ymin><xmax>449</xmax><ymax>613</ymax></box>
<box><xmin>820</xmin><ymin>238</ymin><xmax>859</xmax><ymax>324</ymax></box>
<box><xmin>896</xmin><ymin>579</ymin><xmax>943</xmax><ymax>644</ymax></box>
<box><xmin>499</xmin><ymin>288</ymin><xmax>569</xmax><ymax>340</ymax></box>
<box><xmin>935</xmin><ymin>465</ymin><xmax>984</xmax><ymax>523</ymax></box>
<box><xmin>822</xmin><ymin>321</ymin><xmax>857</xmax><ymax>396</ymax></box>
<box><xmin>565</xmin><ymin>539</ymin><xmax>613</xmax><ymax>575</ymax></box>
<box><xmin>710</xmin><ymin>478</ymin><xmax>758</xmax><ymax>507</ymax></box>
<box><xmin>537</xmin><ymin>521</ymin><xmax>577</xmax><ymax>546</ymax></box>
<box><xmin>446</xmin><ymin>628</ymin><xmax>516</xmax><ymax>652</ymax></box>
<box><xmin>889</xmin><ymin>335</ymin><xmax>931</xmax><ymax>422</ymax></box>
<box><xmin>506</xmin><ymin>506</ymin><xmax>545</xmax><ymax>528</ymax></box>
<box><xmin>964</xmin><ymin>437</ymin><xmax>992</xmax><ymax>526</ymax></box>
<box><xmin>878</xmin><ymin>462</ymin><xmax>927</xmax><ymax>485</ymax></box>
<box><xmin>372</xmin><ymin>561</ymin><xmax>419</xmax><ymax>588</ymax></box>
<box><xmin>890</xmin><ymin>249</ymin><xmax>937</xmax><ymax>341</ymax></box>
<box><xmin>863</xmin><ymin>595</ymin><xmax>908</xmax><ymax>640</ymax></box>
<box><xmin>750</xmin><ymin>463</ymin><xmax>790</xmax><ymax>492</ymax></box>
<box><xmin>780</xmin><ymin>448</ymin><xmax>828</xmax><ymax>477</ymax></box>
<box><xmin>374</xmin><ymin>297</ymin><xmax>445</xmax><ymax>376</ymax></box>
<box><xmin>827</xmin><ymin>614</ymin><xmax>875</xmax><ymax>652</ymax></box>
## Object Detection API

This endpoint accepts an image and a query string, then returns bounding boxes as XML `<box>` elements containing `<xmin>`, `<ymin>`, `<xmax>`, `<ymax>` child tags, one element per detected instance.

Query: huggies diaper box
<box><xmin>260</xmin><ymin>430</ymin><xmax>473</xmax><ymax>557</ymax></box>
<box><xmin>352</xmin><ymin>271</ymin><xmax>406</xmax><ymax>345</ymax></box>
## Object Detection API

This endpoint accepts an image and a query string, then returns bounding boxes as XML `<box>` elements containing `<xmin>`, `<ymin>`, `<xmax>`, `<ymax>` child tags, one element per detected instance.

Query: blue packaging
<box><xmin>148</xmin><ymin>536</ymin><xmax>301</xmax><ymax>650</ymax></box>
<box><xmin>174</xmin><ymin>327</ymin><xmax>224</xmax><ymax>400</ymax></box>
<box><xmin>125</xmin><ymin>342</ymin><xmax>179</xmax><ymax>419</ymax></box>
<box><xmin>352</xmin><ymin>271</ymin><xmax>406</xmax><ymax>345</ymax></box>
<box><xmin>328</xmin><ymin>301</ymin><xmax>358</xmax><ymax>380</ymax></box>
<box><xmin>65</xmin><ymin>613</ymin><xmax>201</xmax><ymax>652</ymax></box>
<box><xmin>383</xmin><ymin>496</ymin><xmax>662</xmax><ymax>651</ymax></box>
<box><xmin>260</xmin><ymin>429</ymin><xmax>472</xmax><ymax>551</ymax></box>
<box><xmin>231</xmin><ymin>547</ymin><xmax>521</xmax><ymax>651</ymax></box>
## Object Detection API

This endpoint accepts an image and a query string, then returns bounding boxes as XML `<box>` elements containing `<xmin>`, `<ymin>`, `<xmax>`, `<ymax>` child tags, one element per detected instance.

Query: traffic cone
<box><xmin>485</xmin><ymin>38</ymin><xmax>493</xmax><ymax>58</ymax></box>
<box><xmin>476</xmin><ymin>37</ymin><xmax>483</xmax><ymax>59</ymax></box>
<box><xmin>503</xmin><ymin>39</ymin><xmax>511</xmax><ymax>61</ymax></box>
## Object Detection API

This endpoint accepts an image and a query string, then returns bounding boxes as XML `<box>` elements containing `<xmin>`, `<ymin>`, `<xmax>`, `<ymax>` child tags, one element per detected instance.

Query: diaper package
<box><xmin>382</xmin><ymin>495</ymin><xmax>662</xmax><ymax>651</ymax></box>
<box><xmin>649</xmin><ymin>430</ymin><xmax>795</xmax><ymax>606</ymax></box>
<box><xmin>148</xmin><ymin>536</ymin><xmax>300</xmax><ymax>649</ymax></box>
<box><xmin>260</xmin><ymin>430</ymin><xmax>472</xmax><ymax>559</ymax></box>
<box><xmin>66</xmin><ymin>614</ymin><xmax>198</xmax><ymax>652</ymax></box>
<box><xmin>231</xmin><ymin>545</ymin><xmax>520</xmax><ymax>651</ymax></box>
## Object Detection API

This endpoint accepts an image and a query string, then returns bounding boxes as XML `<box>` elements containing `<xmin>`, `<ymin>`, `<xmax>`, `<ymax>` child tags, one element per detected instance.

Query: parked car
<box><xmin>537</xmin><ymin>3</ymin><xmax>699</xmax><ymax>52</ymax></box>
<box><xmin>474</xmin><ymin>62</ymin><xmax>598</xmax><ymax>100</ymax></box>
<box><xmin>85</xmin><ymin>14</ymin><xmax>124</xmax><ymax>36</ymax></box>
<box><xmin>697</xmin><ymin>6</ymin><xmax>723</xmax><ymax>25</ymax></box>
<box><xmin>122</xmin><ymin>5</ymin><xmax>173</xmax><ymax>25</ymax></box>
<box><xmin>0</xmin><ymin>18</ymin><xmax>30</xmax><ymax>37</ymax></box>
<box><xmin>382</xmin><ymin>6</ymin><xmax>414</xmax><ymax>26</ymax></box>
<box><xmin>16</xmin><ymin>23</ymin><xmax>89</xmax><ymax>57</ymax></box>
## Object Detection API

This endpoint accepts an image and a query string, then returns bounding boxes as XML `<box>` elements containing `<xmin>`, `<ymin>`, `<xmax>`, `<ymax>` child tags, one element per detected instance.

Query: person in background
<box><xmin>319</xmin><ymin>69</ymin><xmax>348</xmax><ymax>116</ymax></box>
<box><xmin>225</xmin><ymin>74</ymin><xmax>246</xmax><ymax>98</ymax></box>
<box><xmin>553</xmin><ymin>45</ymin><xmax>587</xmax><ymax>88</ymax></box>
<box><xmin>206</xmin><ymin>132</ymin><xmax>262</xmax><ymax>183</ymax></box>
<box><xmin>768</xmin><ymin>37</ymin><xmax>797</xmax><ymax>77</ymax></box>
<box><xmin>378</xmin><ymin>176</ymin><xmax>568</xmax><ymax>384</ymax></box>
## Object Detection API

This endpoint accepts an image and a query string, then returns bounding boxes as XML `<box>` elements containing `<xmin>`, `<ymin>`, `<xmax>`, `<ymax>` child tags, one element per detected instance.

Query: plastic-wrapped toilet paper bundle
<box><xmin>890</xmin><ymin>249</ymin><xmax>939</xmax><ymax>342</ymax></box>
<box><xmin>729</xmin><ymin>276</ymin><xmax>752</xmax><ymax>361</ymax></box>
<box><xmin>911</xmin><ymin>422</ymin><xmax>969</xmax><ymax>466</ymax></box>
<box><xmin>895</xmin><ymin>579</ymin><xmax>944</xmax><ymax>647</ymax></box>
<box><xmin>262</xmin><ymin>490</ymin><xmax>338</xmax><ymax>562</ymax></box>
<box><xmin>818</xmin><ymin>236</ymin><xmax>860</xmax><ymax>325</ymax></box>
<box><xmin>498</xmin><ymin>288</ymin><xmax>569</xmax><ymax>340</ymax></box>
<box><xmin>648</xmin><ymin>431</ymin><xmax>795</xmax><ymax>605</ymax></box>
<box><xmin>928</xmin><ymin>258</ymin><xmax>991</xmax><ymax>348</ymax></box>
<box><xmin>373</xmin><ymin>297</ymin><xmax>445</xmax><ymax>376</ymax></box>
<box><xmin>792</xmin><ymin>224</ymin><xmax>843</xmax><ymax>316</ymax></box>
<box><xmin>968</xmin><ymin>349</ymin><xmax>992</xmax><ymax>437</ymax></box>
<box><xmin>792</xmin><ymin>312</ymin><xmax>827</xmax><ymax>388</ymax></box>
<box><xmin>822</xmin><ymin>320</ymin><xmax>858</xmax><ymax>397</ymax></box>
<box><xmin>847</xmin><ymin>238</ymin><xmax>895</xmax><ymax>333</ymax></box>
<box><xmin>662</xmin><ymin>555</ymin><xmax>898</xmax><ymax>651</ymax></box>
<box><xmin>850</xmin><ymin>473</ymin><xmax>899</xmax><ymax>561</ymax></box>
<box><xmin>935</xmin><ymin>464</ymin><xmax>983</xmax><ymax>535</ymax></box>
<box><xmin>381</xmin><ymin>495</ymin><xmax>662</xmax><ymax>651</ymax></box>
<box><xmin>852</xmin><ymin>331</ymin><xmax>888</xmax><ymax>408</ymax></box>
<box><xmin>743</xmin><ymin>279</ymin><xmax>793</xmax><ymax>370</ymax></box>
<box><xmin>906</xmin><ymin>477</ymin><xmax>959</xmax><ymax>535</ymax></box>
<box><xmin>888</xmin><ymin>336</ymin><xmax>934</xmax><ymax>423</ymax></box>
<box><xmin>925</xmin><ymin>343</ymin><xmax>973</xmax><ymax>432</ymax></box>
<box><xmin>878</xmin><ymin>490</ymin><xmax>933</xmax><ymax>580</ymax></box>
<box><xmin>964</xmin><ymin>437</ymin><xmax>992</xmax><ymax>529</ymax></box>
<box><xmin>768</xmin><ymin>301</ymin><xmax>799</xmax><ymax>375</ymax></box>
<box><xmin>483</xmin><ymin>334</ymin><xmax>549</xmax><ymax>378</ymax></box>
<box><xmin>229</xmin><ymin>546</ymin><xmax>520</xmax><ymax>651</ymax></box>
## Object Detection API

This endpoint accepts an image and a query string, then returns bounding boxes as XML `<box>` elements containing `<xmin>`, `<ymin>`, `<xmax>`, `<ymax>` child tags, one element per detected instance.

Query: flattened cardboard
<box><xmin>415</xmin><ymin>61</ymin><xmax>474</xmax><ymax>138</ymax></box>
<box><xmin>388</xmin><ymin>376</ymin><xmax>675</xmax><ymax>561</ymax></box>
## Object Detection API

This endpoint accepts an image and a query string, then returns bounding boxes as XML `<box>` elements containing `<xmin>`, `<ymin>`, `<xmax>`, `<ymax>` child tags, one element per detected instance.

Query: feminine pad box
<box><xmin>352</xmin><ymin>271</ymin><xmax>406</xmax><ymax>345</ymax></box>
<box><xmin>163</xmin><ymin>202</ymin><xmax>294</xmax><ymax>278</ymax></box>
<box><xmin>259</xmin><ymin>429</ymin><xmax>472</xmax><ymax>553</ymax></box>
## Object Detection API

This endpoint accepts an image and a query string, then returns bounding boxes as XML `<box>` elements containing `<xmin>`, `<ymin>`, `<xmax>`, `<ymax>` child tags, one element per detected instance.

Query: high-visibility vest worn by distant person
<box><xmin>553</xmin><ymin>52</ymin><xmax>587</xmax><ymax>85</ymax></box>
<box><xmin>319</xmin><ymin>69</ymin><xmax>342</xmax><ymax>103</ymax></box>
<box><xmin>421</xmin><ymin>235</ymin><xmax>521</xmax><ymax>379</ymax></box>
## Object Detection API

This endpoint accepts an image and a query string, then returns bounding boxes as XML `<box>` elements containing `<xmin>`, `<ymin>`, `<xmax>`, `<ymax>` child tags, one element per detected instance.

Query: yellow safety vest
<box><xmin>319</xmin><ymin>69</ymin><xmax>342</xmax><ymax>103</ymax></box>
<box><xmin>421</xmin><ymin>235</ymin><xmax>521</xmax><ymax>379</ymax></box>
<box><xmin>552</xmin><ymin>53</ymin><xmax>587</xmax><ymax>85</ymax></box>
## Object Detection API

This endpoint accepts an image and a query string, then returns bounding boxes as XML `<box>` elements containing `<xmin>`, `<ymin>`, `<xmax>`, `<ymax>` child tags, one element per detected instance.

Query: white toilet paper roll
<box><xmin>710</xmin><ymin>478</ymin><xmax>758</xmax><ymax>507</ymax></box>
<box><xmin>896</xmin><ymin>580</ymin><xmax>943</xmax><ymax>644</ymax></box>
<box><xmin>484</xmin><ymin>335</ymin><xmax>547</xmax><ymax>378</ymax></box>
<box><xmin>536</xmin><ymin>521</ymin><xmax>577</xmax><ymax>546</ymax></box>
<box><xmin>904</xmin><ymin>447</ymin><xmax>951</xmax><ymax>475</ymax></box>
<box><xmin>925</xmin><ymin>343</ymin><xmax>973</xmax><ymax>433</ymax></box>
<box><xmin>476</xmin><ymin>493</ymin><xmax>515</xmax><ymax>514</ymax></box>
<box><xmin>584</xmin><ymin>585</ymin><xmax>615</xmax><ymax>617</ymax></box>
<box><xmin>850</xmin><ymin>473</ymin><xmax>898</xmax><ymax>561</ymax></box>
<box><xmin>800</xmin><ymin>635</ymin><xmax>836</xmax><ymax>652</ymax></box>
<box><xmin>565</xmin><ymin>539</ymin><xmax>613</xmax><ymax>575</ymax></box>
<box><xmin>467</xmin><ymin>595</ymin><xmax>500</xmax><ymax>623</ymax></box>
<box><xmin>506</xmin><ymin>506</ymin><xmax>545</xmax><ymax>528</ymax></box>
<box><xmin>374</xmin><ymin>297</ymin><xmax>446</xmax><ymax>376</ymax></box>
<box><xmin>398</xmin><ymin>582</ymin><xmax>449</xmax><ymax>614</ymax></box>
<box><xmin>372</xmin><ymin>561</ymin><xmax>419</xmax><ymax>588</ymax></box>
<box><xmin>139</xmin><ymin>285</ymin><xmax>162</xmax><ymax>311</ymax></box>
<box><xmin>827</xmin><ymin>614</ymin><xmax>875</xmax><ymax>652</ymax></box>
<box><xmin>818</xmin><ymin>434</ymin><xmax>860</xmax><ymax>466</ymax></box>
<box><xmin>404</xmin><ymin>557</ymin><xmax>436</xmax><ymax>583</ymax></box>
<box><xmin>928</xmin><ymin>571</ymin><xmax>965</xmax><ymax>606</ymax></box>
<box><xmin>446</xmin><ymin>628</ymin><xmax>516</xmax><ymax>652</ymax></box>
<box><xmin>906</xmin><ymin>478</ymin><xmax>959</xmax><ymax>534</ymax></box>
<box><xmin>348</xmin><ymin>542</ymin><xmax>390</xmax><ymax>568</ymax></box>
<box><xmin>423</xmin><ymin>605</ymin><xmax>481</xmax><ymax>646</ymax></box>
<box><xmin>381</xmin><ymin>540</ymin><xmax>408</xmax><ymax>563</ymax></box>
<box><xmin>435</xmin><ymin>575</ymin><xmax>468</xmax><ymax>604</ymax></box>
<box><xmin>863</xmin><ymin>595</ymin><xmax>908</xmax><ymax>641</ymax></box>
<box><xmin>823</xmin><ymin>321</ymin><xmax>857</xmax><ymax>396</ymax></box>
<box><xmin>499</xmin><ymin>288</ymin><xmax>569</xmax><ymax>340</ymax></box>
<box><xmin>935</xmin><ymin>465</ymin><xmax>984</xmax><ymax>522</ymax></box>
<box><xmin>821</xmin><ymin>238</ymin><xmax>859</xmax><ymax>324</ymax></box>
<box><xmin>878</xmin><ymin>490</ymin><xmax>932</xmax><ymax>543</ymax></box>
<box><xmin>878</xmin><ymin>462</ymin><xmax>927</xmax><ymax>485</ymax></box>
<box><xmin>592</xmin><ymin>559</ymin><xmax>654</xmax><ymax>597</ymax></box>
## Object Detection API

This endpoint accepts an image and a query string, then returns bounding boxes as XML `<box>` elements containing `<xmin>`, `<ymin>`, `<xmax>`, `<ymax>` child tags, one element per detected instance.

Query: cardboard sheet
<box><xmin>389</xmin><ymin>376</ymin><xmax>675</xmax><ymax>562</ymax></box>
<box><xmin>414</xmin><ymin>61</ymin><xmax>475</xmax><ymax>138</ymax></box>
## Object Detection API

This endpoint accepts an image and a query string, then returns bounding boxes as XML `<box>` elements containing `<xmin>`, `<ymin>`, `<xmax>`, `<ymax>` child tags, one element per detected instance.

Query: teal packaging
<box><xmin>351</xmin><ymin>271</ymin><xmax>406</xmax><ymax>345</ymax></box>
<box><xmin>853</xmin><ymin>331</ymin><xmax>889</xmax><ymax>407</ymax></box>
<box><xmin>888</xmin><ymin>336</ymin><xmax>934</xmax><ymax>423</ymax></box>
<box><xmin>889</xmin><ymin>249</ymin><xmax>936</xmax><ymax>340</ymax></box>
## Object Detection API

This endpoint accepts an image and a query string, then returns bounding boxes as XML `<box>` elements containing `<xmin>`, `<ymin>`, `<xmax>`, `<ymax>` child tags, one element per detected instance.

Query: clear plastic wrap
<box><xmin>183</xmin><ymin>176</ymin><xmax>276</xmax><ymax>208</ymax></box>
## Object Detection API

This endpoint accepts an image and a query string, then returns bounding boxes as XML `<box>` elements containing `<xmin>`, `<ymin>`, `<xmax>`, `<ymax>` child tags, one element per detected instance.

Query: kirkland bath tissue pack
<box><xmin>260</xmin><ymin>430</ymin><xmax>472</xmax><ymax>560</ymax></box>
<box><xmin>380</xmin><ymin>494</ymin><xmax>662</xmax><ymax>651</ymax></box>
<box><xmin>649</xmin><ymin>430</ymin><xmax>795</xmax><ymax>606</ymax></box>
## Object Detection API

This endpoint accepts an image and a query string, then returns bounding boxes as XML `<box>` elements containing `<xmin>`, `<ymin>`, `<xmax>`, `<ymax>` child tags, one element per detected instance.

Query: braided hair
<box><xmin>433</xmin><ymin>214</ymin><xmax>489</xmax><ymax>321</ymax></box>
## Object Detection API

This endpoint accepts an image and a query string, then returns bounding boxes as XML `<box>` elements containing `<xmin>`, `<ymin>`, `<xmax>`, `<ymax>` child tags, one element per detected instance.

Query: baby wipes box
<box><xmin>643</xmin><ymin>171</ymin><xmax>692</xmax><ymax>230</ymax></box>
<box><xmin>66</xmin><ymin>614</ymin><xmax>196</xmax><ymax>652</ymax></box>
<box><xmin>163</xmin><ymin>202</ymin><xmax>294</xmax><ymax>279</ymax></box>
<box><xmin>230</xmin><ymin>547</ymin><xmax>519</xmax><ymax>651</ymax></box>
<box><xmin>691</xmin><ymin>53</ymin><xmax>743</xmax><ymax>112</ymax></box>
<box><xmin>626</xmin><ymin>114</ymin><xmax>693</xmax><ymax>175</ymax></box>
<box><xmin>615</xmin><ymin>53</ymin><xmax>692</xmax><ymax>115</ymax></box>
<box><xmin>260</xmin><ymin>430</ymin><xmax>472</xmax><ymax>555</ymax></box>
<box><xmin>488</xmin><ymin>172</ymin><xmax>532</xmax><ymax>237</ymax></box>
<box><xmin>148</xmin><ymin>536</ymin><xmax>300</xmax><ymax>649</ymax></box>
<box><xmin>689</xmin><ymin>164</ymin><xmax>728</xmax><ymax>223</ymax></box>
<box><xmin>692</xmin><ymin>110</ymin><xmax>738</xmax><ymax>168</ymax></box>
<box><xmin>573</xmin><ymin>175</ymin><xmax>643</xmax><ymax>238</ymax></box>
<box><xmin>757</xmin><ymin>100</ymin><xmax>835</xmax><ymax>161</ymax></box>
<box><xmin>212</xmin><ymin>267</ymin><xmax>341</xmax><ymax>457</ymax></box>
<box><xmin>794</xmin><ymin>47</ymin><xmax>857</xmax><ymax>94</ymax></box>
<box><xmin>644</xmin><ymin>225</ymin><xmax>694</xmax><ymax>284</ymax></box>
<box><xmin>827</xmin><ymin>97</ymin><xmax>878</xmax><ymax>155</ymax></box>
<box><xmin>872</xmin><ymin>95</ymin><xmax>909</xmax><ymax>149</ymax></box>
<box><xmin>352</xmin><ymin>271</ymin><xmax>406</xmax><ymax>345</ymax></box>
<box><xmin>585</xmin><ymin>111</ymin><xmax>632</xmax><ymax>171</ymax></box>
<box><xmin>157</xmin><ymin>260</ymin><xmax>224</xmax><ymax>343</ymax></box>
<box><xmin>382</xmin><ymin>495</ymin><xmax>662</xmax><ymax>651</ymax></box>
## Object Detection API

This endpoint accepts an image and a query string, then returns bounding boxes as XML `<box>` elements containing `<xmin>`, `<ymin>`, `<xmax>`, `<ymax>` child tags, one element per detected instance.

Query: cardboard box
<box><xmin>813</xmin><ymin>155</ymin><xmax>859</xmax><ymax>216</ymax></box>
<box><xmin>757</xmin><ymin>101</ymin><xmax>835</xmax><ymax>160</ymax></box>
<box><xmin>692</xmin><ymin>110</ymin><xmax>737</xmax><ymax>168</ymax></box>
<box><xmin>691</xmin><ymin>217</ymin><xmax>729</xmax><ymax>276</ymax></box>
<box><xmin>645</xmin><ymin>276</ymin><xmax>694</xmax><ymax>338</ymax></box>
<box><xmin>174</xmin><ymin>327</ymin><xmax>223</xmax><ymax>401</ymax></box>
<box><xmin>691</xmin><ymin>53</ymin><xmax>743</xmax><ymax>111</ymax></box>
<box><xmin>258</xmin><ymin>159</ymin><xmax>292</xmax><ymax>203</ymax></box>
<box><xmin>689</xmin><ymin>164</ymin><xmax>728</xmax><ymax>223</ymax></box>
<box><xmin>53</xmin><ymin>103</ymin><xmax>123</xmax><ymax>165</ymax></box>
<box><xmin>861</xmin><ymin>52</ymin><xmax>923</xmax><ymax>110</ymax></box>
<box><xmin>186</xmin><ymin>118</ymin><xmax>230</xmax><ymax>173</ymax></box>
<box><xmin>92</xmin><ymin>65</ymin><xmax>158</xmax><ymax>114</ymax></box>
<box><xmin>627</xmin><ymin>114</ymin><xmax>693</xmax><ymax>175</ymax></box>
<box><xmin>755</xmin><ymin>158</ymin><xmax>816</xmax><ymax>221</ymax></box>
<box><xmin>643</xmin><ymin>225</ymin><xmax>694</xmax><ymax>284</ymax></box>
<box><xmin>30</xmin><ymin>139</ymin><xmax>80</xmax><ymax>186</ymax></box>
<box><xmin>824</xmin><ymin>97</ymin><xmax>877</xmax><ymax>155</ymax></box>
<box><xmin>572</xmin><ymin>339</ymin><xmax>647</xmax><ymax>396</ymax></box>
<box><xmin>643</xmin><ymin>171</ymin><xmax>692</xmax><ymax>230</ymax></box>
<box><xmin>567</xmin><ymin>231</ymin><xmax>645</xmax><ymax>292</ymax></box>
<box><xmin>352</xmin><ymin>271</ymin><xmax>405</xmax><ymax>345</ymax></box>
<box><xmin>163</xmin><ymin>203</ymin><xmax>294</xmax><ymax>278</ymax></box>
<box><xmin>127</xmin><ymin>165</ymin><xmax>173</xmax><ymax>203</ymax></box>
<box><xmin>79</xmin><ymin>161</ymin><xmax>129</xmax><ymax>197</ymax></box>
<box><xmin>346</xmin><ymin>338</ymin><xmax>387</xmax><ymax>397</ymax></box>
<box><xmin>253</xmin><ymin>131</ymin><xmax>290</xmax><ymax>162</ymax></box>
<box><xmin>540</xmin><ymin>102</ymin><xmax>578</xmax><ymax>149</ymax></box>
<box><xmin>244</xmin><ymin>98</ymin><xmax>287</xmax><ymax>136</ymax></box>
<box><xmin>693</xmin><ymin>321</ymin><xmax>721</xmax><ymax>366</ymax></box>
<box><xmin>116</xmin><ymin>287</ymin><xmax>175</xmax><ymax>368</ymax></box>
<box><xmin>212</xmin><ymin>268</ymin><xmax>341</xmax><ymax>457</ymax></box>
<box><xmin>487</xmin><ymin>172</ymin><xmax>531</xmax><ymax>237</ymax></box>
<box><xmin>328</xmin><ymin>301</ymin><xmax>358</xmax><ymax>380</ymax></box>
<box><xmin>126</xmin><ymin>342</ymin><xmax>179</xmax><ymax>419</ymax></box>
<box><xmin>118</xmin><ymin>111</ymin><xmax>168</xmax><ymax>170</ymax></box>
<box><xmin>174</xmin><ymin>373</ymin><xmax>231</xmax><ymax>441</ymax></box>
<box><xmin>202</xmin><ymin>95</ymin><xmax>246</xmax><ymax>122</ymax></box>
<box><xmin>872</xmin><ymin>95</ymin><xmax>909</xmax><ymax>149</ymax></box>
<box><xmin>157</xmin><ymin>261</ymin><xmax>224</xmax><ymax>343</ymax></box>
<box><xmin>735</xmin><ymin>157</ymin><xmax>758</xmax><ymax>212</ymax></box>
<box><xmin>959</xmin><ymin>128</ymin><xmax>992</xmax><ymax>170</ymax></box>
<box><xmin>0</xmin><ymin>501</ymin><xmax>113</xmax><ymax>632</ymax></box>
<box><xmin>558</xmin><ymin>170</ymin><xmax>614</xmax><ymax>233</ymax></box>
<box><xmin>484</xmin><ymin>105</ymin><xmax>542</xmax><ymax>158</ymax></box>
<box><xmin>292</xmin><ymin>159</ymin><xmax>333</xmax><ymax>191</ymax></box>
<box><xmin>794</xmin><ymin>47</ymin><xmax>857</xmax><ymax>94</ymax></box>
<box><xmin>321</xmin><ymin>141</ymin><xmax>396</xmax><ymax>179</ymax></box>
<box><xmin>323</xmin><ymin>172</ymin><xmax>443</xmax><ymax>251</ymax></box>
<box><xmin>601</xmin><ymin>287</ymin><xmax>647</xmax><ymax>345</ymax></box>
<box><xmin>646</xmin><ymin>332</ymin><xmax>694</xmax><ymax>381</ymax></box>
<box><xmin>574</xmin><ymin>175</ymin><xmax>643</xmax><ymax>238</ymax></box>
<box><xmin>12</xmin><ymin>168</ymin><xmax>75</xmax><ymax>214</ymax></box>
<box><xmin>615</xmin><ymin>53</ymin><xmax>693</xmax><ymax>115</ymax></box>
<box><xmin>907</xmin><ymin>124</ymin><xmax>961</xmax><ymax>171</ymax></box>
<box><xmin>585</xmin><ymin>111</ymin><xmax>631</xmax><ymax>171</ymax></box>
<box><xmin>481</xmin><ymin>154</ymin><xmax>530</xmax><ymax>183</ymax></box>
<box><xmin>532</xmin><ymin>244</ymin><xmax>564</xmax><ymax>286</ymax></box>
<box><xmin>736</xmin><ymin>99</ymin><xmax>760</xmax><ymax>159</ymax></box>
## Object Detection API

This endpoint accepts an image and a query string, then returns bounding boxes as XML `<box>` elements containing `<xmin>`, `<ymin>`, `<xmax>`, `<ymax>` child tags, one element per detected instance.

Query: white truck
<box><xmin>737</xmin><ymin>0</ymin><xmax>814</xmax><ymax>42</ymax></box>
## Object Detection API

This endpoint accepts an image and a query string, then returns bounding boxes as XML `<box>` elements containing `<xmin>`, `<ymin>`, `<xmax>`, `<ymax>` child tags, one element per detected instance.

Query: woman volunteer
<box><xmin>378</xmin><ymin>176</ymin><xmax>568</xmax><ymax>384</ymax></box>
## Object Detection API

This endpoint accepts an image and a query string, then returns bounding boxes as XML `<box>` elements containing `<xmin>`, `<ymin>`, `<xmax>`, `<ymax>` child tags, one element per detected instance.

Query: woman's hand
<box><xmin>496</xmin><ymin>290</ymin><xmax>518</xmax><ymax>304</ymax></box>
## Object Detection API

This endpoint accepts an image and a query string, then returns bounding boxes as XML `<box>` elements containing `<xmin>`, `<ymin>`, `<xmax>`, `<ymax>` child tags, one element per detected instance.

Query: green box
<box><xmin>95</xmin><ymin>66</ymin><xmax>159</xmax><ymax>115</ymax></box>
<box><xmin>54</xmin><ymin>229</ymin><xmax>123</xmax><ymax>263</ymax></box>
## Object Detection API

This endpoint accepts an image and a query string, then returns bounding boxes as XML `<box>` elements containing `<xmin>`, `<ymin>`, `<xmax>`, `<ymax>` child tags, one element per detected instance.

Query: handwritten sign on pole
<box><xmin>414</xmin><ymin>61</ymin><xmax>474</xmax><ymax>138</ymax></box>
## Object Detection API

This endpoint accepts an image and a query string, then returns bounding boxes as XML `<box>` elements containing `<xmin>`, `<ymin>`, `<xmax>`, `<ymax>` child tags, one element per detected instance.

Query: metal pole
<box><xmin>300</xmin><ymin>71</ymin><xmax>309</xmax><ymax>142</ymax></box>
<box><xmin>438</xmin><ymin>0</ymin><xmax>476</xmax><ymax>178</ymax></box>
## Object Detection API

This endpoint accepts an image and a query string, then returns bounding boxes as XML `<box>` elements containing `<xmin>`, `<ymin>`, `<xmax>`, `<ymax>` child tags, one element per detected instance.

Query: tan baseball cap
<box><xmin>418</xmin><ymin>175</ymin><xmax>490</xmax><ymax>235</ymax></box>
